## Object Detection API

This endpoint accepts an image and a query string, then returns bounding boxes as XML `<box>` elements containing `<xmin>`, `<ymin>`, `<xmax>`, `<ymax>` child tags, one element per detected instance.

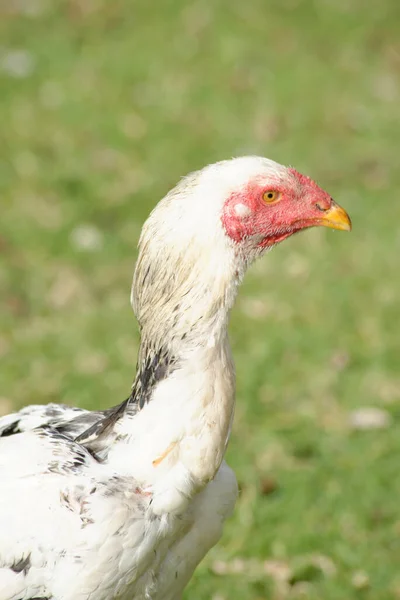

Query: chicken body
<box><xmin>0</xmin><ymin>157</ymin><xmax>351</xmax><ymax>600</ymax></box>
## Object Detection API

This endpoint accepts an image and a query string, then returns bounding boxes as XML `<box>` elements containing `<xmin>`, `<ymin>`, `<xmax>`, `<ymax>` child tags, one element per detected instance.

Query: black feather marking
<box><xmin>74</xmin><ymin>398</ymin><xmax>129</xmax><ymax>447</ymax></box>
<box><xmin>133</xmin><ymin>345</ymin><xmax>176</xmax><ymax>409</ymax></box>
<box><xmin>36</xmin><ymin>428</ymin><xmax>95</xmax><ymax>475</ymax></box>
<box><xmin>0</xmin><ymin>421</ymin><xmax>21</xmax><ymax>436</ymax></box>
<box><xmin>55</xmin><ymin>412</ymin><xmax>104</xmax><ymax>439</ymax></box>
<box><xmin>0</xmin><ymin>404</ymin><xmax>86</xmax><ymax>439</ymax></box>
<box><xmin>11</xmin><ymin>554</ymin><xmax>31</xmax><ymax>575</ymax></box>
<box><xmin>141</xmin><ymin>264</ymin><xmax>150</xmax><ymax>287</ymax></box>
<box><xmin>59</xmin><ymin>485</ymin><xmax>95</xmax><ymax>527</ymax></box>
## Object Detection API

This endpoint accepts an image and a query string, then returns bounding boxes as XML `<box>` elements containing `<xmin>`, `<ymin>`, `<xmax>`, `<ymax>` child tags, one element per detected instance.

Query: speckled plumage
<box><xmin>0</xmin><ymin>156</ymin><xmax>349</xmax><ymax>600</ymax></box>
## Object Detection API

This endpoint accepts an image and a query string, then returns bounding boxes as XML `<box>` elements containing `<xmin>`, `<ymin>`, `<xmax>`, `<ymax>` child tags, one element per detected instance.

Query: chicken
<box><xmin>0</xmin><ymin>156</ymin><xmax>351</xmax><ymax>600</ymax></box>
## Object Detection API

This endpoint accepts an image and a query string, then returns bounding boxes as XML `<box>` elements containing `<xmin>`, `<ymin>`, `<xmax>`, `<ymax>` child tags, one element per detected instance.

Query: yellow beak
<box><xmin>317</xmin><ymin>201</ymin><xmax>352</xmax><ymax>232</ymax></box>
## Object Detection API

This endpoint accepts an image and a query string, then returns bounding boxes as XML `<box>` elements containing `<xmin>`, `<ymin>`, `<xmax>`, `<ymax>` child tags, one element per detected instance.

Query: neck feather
<box><xmin>130</xmin><ymin>233</ymin><xmax>245</xmax><ymax>408</ymax></box>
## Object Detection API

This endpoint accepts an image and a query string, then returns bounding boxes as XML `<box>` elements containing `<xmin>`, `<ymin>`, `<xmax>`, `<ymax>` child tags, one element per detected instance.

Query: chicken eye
<box><xmin>263</xmin><ymin>190</ymin><xmax>281</xmax><ymax>203</ymax></box>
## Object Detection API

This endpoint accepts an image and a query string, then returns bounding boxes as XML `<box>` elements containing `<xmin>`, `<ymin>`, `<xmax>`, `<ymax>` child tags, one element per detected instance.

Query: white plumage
<box><xmin>0</xmin><ymin>157</ymin><xmax>351</xmax><ymax>600</ymax></box>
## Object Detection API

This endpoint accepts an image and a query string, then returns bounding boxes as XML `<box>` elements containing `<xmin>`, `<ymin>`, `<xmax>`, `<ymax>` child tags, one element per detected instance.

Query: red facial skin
<box><xmin>221</xmin><ymin>168</ymin><xmax>334</xmax><ymax>247</ymax></box>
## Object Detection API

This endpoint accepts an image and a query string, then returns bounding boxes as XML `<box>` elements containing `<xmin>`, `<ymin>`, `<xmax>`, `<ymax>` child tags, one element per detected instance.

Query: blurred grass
<box><xmin>1</xmin><ymin>0</ymin><xmax>400</xmax><ymax>598</ymax></box>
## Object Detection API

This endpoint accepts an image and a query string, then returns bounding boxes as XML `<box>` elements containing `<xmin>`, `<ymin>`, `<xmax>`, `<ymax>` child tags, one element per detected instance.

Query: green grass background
<box><xmin>1</xmin><ymin>0</ymin><xmax>400</xmax><ymax>598</ymax></box>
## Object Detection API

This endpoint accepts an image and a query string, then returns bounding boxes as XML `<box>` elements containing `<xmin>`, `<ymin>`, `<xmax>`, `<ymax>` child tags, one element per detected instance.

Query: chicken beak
<box><xmin>317</xmin><ymin>201</ymin><xmax>352</xmax><ymax>232</ymax></box>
